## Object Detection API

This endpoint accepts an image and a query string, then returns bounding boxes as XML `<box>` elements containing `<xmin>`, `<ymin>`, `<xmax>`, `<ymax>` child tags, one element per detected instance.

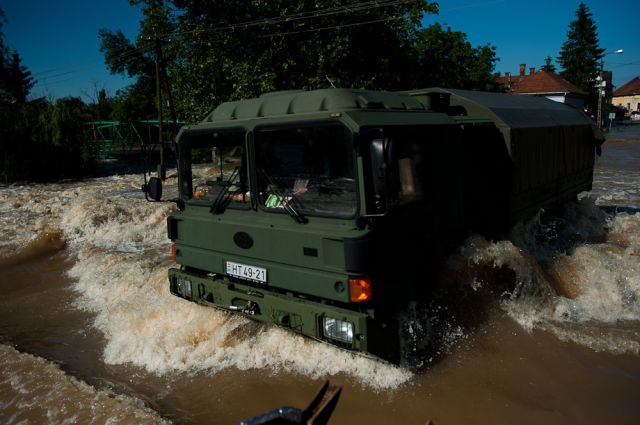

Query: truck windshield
<box><xmin>179</xmin><ymin>129</ymin><xmax>249</xmax><ymax>208</ymax></box>
<box><xmin>255</xmin><ymin>123</ymin><xmax>357</xmax><ymax>218</ymax></box>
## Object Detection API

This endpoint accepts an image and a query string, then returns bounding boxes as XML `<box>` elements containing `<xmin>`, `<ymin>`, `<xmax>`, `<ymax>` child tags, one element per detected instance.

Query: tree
<box><xmin>109</xmin><ymin>81</ymin><xmax>157</xmax><ymax>121</ymax></box>
<box><xmin>0</xmin><ymin>8</ymin><xmax>8</xmax><ymax>94</ymax></box>
<box><xmin>98</xmin><ymin>27</ymin><xmax>158</xmax><ymax>120</ymax></box>
<box><xmin>100</xmin><ymin>1</ymin><xmax>499</xmax><ymax>122</ymax></box>
<box><xmin>557</xmin><ymin>2</ymin><xmax>604</xmax><ymax>113</ymax></box>
<box><xmin>542</xmin><ymin>56</ymin><xmax>556</xmax><ymax>73</ymax></box>
<box><xmin>408</xmin><ymin>23</ymin><xmax>499</xmax><ymax>91</ymax></box>
<box><xmin>0</xmin><ymin>7</ymin><xmax>97</xmax><ymax>182</ymax></box>
<box><xmin>3</xmin><ymin>51</ymin><xmax>35</xmax><ymax>103</ymax></box>
<box><xmin>0</xmin><ymin>10</ymin><xmax>34</xmax><ymax>103</ymax></box>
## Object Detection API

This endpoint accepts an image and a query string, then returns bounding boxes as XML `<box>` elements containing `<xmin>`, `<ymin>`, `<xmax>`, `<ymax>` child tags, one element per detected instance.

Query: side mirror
<box><xmin>368</xmin><ymin>138</ymin><xmax>391</xmax><ymax>215</ymax></box>
<box><xmin>142</xmin><ymin>177</ymin><xmax>163</xmax><ymax>201</ymax></box>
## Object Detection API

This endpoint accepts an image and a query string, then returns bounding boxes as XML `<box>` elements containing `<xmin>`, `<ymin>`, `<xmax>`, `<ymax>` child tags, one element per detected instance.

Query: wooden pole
<box><xmin>154</xmin><ymin>37</ymin><xmax>166</xmax><ymax>180</ymax></box>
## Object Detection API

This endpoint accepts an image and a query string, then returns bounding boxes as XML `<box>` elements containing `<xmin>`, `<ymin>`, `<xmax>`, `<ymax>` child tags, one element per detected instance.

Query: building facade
<box><xmin>612</xmin><ymin>76</ymin><xmax>640</xmax><ymax>114</ymax></box>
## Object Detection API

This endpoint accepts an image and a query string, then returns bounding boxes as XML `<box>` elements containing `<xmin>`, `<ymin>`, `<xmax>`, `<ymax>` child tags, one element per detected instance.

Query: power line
<box><xmin>254</xmin><ymin>15</ymin><xmax>407</xmax><ymax>40</ymax></box>
<box><xmin>439</xmin><ymin>0</ymin><xmax>504</xmax><ymax>14</ymax></box>
<box><xmin>174</xmin><ymin>13</ymin><xmax>410</xmax><ymax>47</ymax></box>
<box><xmin>35</xmin><ymin>41</ymin><xmax>153</xmax><ymax>84</ymax></box>
<box><xmin>32</xmin><ymin>1</ymin><xmax>412</xmax><ymax>86</ymax></box>
<box><xmin>168</xmin><ymin>0</ymin><xmax>424</xmax><ymax>40</ymax></box>
<box><xmin>31</xmin><ymin>0</ymin><xmax>432</xmax><ymax>94</ymax></box>
<box><xmin>31</xmin><ymin>54</ymin><xmax>104</xmax><ymax>78</ymax></box>
<box><xmin>32</xmin><ymin>39</ymin><xmax>154</xmax><ymax>80</ymax></box>
<box><xmin>608</xmin><ymin>62</ymin><xmax>640</xmax><ymax>68</ymax></box>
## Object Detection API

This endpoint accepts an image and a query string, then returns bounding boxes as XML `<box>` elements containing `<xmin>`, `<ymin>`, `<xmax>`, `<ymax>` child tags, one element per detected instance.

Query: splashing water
<box><xmin>440</xmin><ymin>197</ymin><xmax>640</xmax><ymax>355</ymax></box>
<box><xmin>28</xmin><ymin>174</ymin><xmax>411</xmax><ymax>390</ymax></box>
<box><xmin>2</xmin><ymin>153</ymin><xmax>639</xmax><ymax>392</ymax></box>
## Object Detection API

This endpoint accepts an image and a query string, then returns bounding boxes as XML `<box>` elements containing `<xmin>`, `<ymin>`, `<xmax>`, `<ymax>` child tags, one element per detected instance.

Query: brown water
<box><xmin>1</xmin><ymin>138</ymin><xmax>639</xmax><ymax>425</ymax></box>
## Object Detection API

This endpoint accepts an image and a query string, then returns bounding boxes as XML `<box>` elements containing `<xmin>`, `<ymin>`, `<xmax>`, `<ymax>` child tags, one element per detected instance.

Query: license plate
<box><xmin>226</xmin><ymin>261</ymin><xmax>267</xmax><ymax>283</ymax></box>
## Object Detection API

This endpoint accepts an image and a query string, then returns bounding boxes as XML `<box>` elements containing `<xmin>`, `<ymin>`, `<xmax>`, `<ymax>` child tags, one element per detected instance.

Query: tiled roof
<box><xmin>613</xmin><ymin>76</ymin><xmax>640</xmax><ymax>97</ymax></box>
<box><xmin>497</xmin><ymin>70</ymin><xmax>587</xmax><ymax>96</ymax></box>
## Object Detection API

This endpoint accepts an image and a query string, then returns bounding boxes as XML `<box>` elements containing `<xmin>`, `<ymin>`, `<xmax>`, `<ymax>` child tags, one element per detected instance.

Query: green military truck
<box><xmin>144</xmin><ymin>88</ymin><xmax>602</xmax><ymax>364</ymax></box>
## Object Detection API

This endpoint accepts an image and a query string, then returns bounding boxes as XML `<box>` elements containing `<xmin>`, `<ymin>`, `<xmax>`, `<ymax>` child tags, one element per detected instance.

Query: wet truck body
<box><xmin>163</xmin><ymin>88</ymin><xmax>602</xmax><ymax>363</ymax></box>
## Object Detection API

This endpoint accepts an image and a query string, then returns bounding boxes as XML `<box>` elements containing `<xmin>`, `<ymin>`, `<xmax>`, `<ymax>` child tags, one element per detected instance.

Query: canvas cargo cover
<box><xmin>409</xmin><ymin>88</ymin><xmax>604</xmax><ymax>225</ymax></box>
<box><xmin>408</xmin><ymin>88</ymin><xmax>604</xmax><ymax>144</ymax></box>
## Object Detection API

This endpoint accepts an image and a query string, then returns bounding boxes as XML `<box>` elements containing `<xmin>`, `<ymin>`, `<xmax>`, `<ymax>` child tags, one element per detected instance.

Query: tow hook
<box><xmin>242</xmin><ymin>301</ymin><xmax>258</xmax><ymax>315</ymax></box>
<box><xmin>199</xmin><ymin>299</ymin><xmax>259</xmax><ymax>316</ymax></box>
<box><xmin>227</xmin><ymin>300</ymin><xmax>259</xmax><ymax>316</ymax></box>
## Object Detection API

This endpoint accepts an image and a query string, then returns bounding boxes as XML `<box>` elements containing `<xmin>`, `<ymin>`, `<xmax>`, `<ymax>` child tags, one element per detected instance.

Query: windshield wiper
<box><xmin>258</xmin><ymin>168</ymin><xmax>308</xmax><ymax>224</ymax></box>
<box><xmin>210</xmin><ymin>166</ymin><xmax>239</xmax><ymax>214</ymax></box>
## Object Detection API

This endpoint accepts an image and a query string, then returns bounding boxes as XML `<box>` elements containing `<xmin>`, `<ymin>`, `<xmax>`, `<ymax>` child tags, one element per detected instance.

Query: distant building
<box><xmin>612</xmin><ymin>76</ymin><xmax>640</xmax><ymax>113</ymax></box>
<box><xmin>496</xmin><ymin>64</ymin><xmax>587</xmax><ymax>110</ymax></box>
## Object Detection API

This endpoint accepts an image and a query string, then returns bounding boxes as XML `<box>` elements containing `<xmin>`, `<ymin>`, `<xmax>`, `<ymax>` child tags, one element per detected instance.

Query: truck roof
<box><xmin>202</xmin><ymin>88</ymin><xmax>427</xmax><ymax>123</ymax></box>
<box><xmin>408</xmin><ymin>88</ymin><xmax>604</xmax><ymax>151</ymax></box>
<box><xmin>409</xmin><ymin>87</ymin><xmax>595</xmax><ymax>129</ymax></box>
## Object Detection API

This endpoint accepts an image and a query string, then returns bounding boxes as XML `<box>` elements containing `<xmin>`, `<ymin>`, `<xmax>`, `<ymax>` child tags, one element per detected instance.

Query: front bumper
<box><xmin>168</xmin><ymin>268</ymin><xmax>400</xmax><ymax>363</ymax></box>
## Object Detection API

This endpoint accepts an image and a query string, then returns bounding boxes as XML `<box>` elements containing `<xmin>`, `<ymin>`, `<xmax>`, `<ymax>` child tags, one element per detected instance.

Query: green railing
<box><xmin>84</xmin><ymin>120</ymin><xmax>185</xmax><ymax>160</ymax></box>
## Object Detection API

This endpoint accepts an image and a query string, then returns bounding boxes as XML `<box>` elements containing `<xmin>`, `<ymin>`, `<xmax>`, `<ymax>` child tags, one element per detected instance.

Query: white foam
<box><xmin>67</xmin><ymin>252</ymin><xmax>411</xmax><ymax>389</ymax></box>
<box><xmin>447</xmin><ymin>197</ymin><xmax>640</xmax><ymax>355</ymax></box>
<box><xmin>41</xmin><ymin>174</ymin><xmax>413</xmax><ymax>390</ymax></box>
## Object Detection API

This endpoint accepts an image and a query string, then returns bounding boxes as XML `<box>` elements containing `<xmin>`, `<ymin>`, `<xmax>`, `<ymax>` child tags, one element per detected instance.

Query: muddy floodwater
<box><xmin>1</xmin><ymin>126</ymin><xmax>640</xmax><ymax>424</ymax></box>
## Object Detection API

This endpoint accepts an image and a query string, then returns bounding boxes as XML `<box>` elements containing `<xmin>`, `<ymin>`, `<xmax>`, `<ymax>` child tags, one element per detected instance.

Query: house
<box><xmin>612</xmin><ymin>76</ymin><xmax>640</xmax><ymax>114</ymax></box>
<box><xmin>496</xmin><ymin>64</ymin><xmax>587</xmax><ymax>110</ymax></box>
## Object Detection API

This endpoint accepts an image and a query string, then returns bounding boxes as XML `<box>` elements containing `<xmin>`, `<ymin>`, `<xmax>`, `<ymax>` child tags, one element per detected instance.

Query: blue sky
<box><xmin>1</xmin><ymin>0</ymin><xmax>142</xmax><ymax>101</ymax></box>
<box><xmin>1</xmin><ymin>0</ymin><xmax>638</xmax><ymax>102</ymax></box>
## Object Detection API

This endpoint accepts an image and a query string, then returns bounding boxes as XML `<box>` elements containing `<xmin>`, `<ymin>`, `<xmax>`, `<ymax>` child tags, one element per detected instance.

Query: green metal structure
<box><xmin>144</xmin><ymin>88</ymin><xmax>603</xmax><ymax>364</ymax></box>
<box><xmin>84</xmin><ymin>120</ymin><xmax>184</xmax><ymax>160</ymax></box>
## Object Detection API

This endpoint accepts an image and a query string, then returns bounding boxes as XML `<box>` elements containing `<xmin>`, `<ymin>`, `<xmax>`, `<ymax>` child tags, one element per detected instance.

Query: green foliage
<box><xmin>109</xmin><ymin>76</ymin><xmax>157</xmax><ymax>121</ymax></box>
<box><xmin>542</xmin><ymin>56</ymin><xmax>557</xmax><ymax>73</ymax></box>
<box><xmin>84</xmin><ymin>88</ymin><xmax>115</xmax><ymax>121</ymax></box>
<box><xmin>0</xmin><ymin>7</ymin><xmax>98</xmax><ymax>182</ymax></box>
<box><xmin>409</xmin><ymin>23</ymin><xmax>499</xmax><ymax>91</ymax></box>
<box><xmin>1</xmin><ymin>51</ymin><xmax>34</xmax><ymax>103</ymax></box>
<box><xmin>0</xmin><ymin>97</ymin><xmax>98</xmax><ymax>182</ymax></box>
<box><xmin>99</xmin><ymin>0</ymin><xmax>499</xmax><ymax>123</ymax></box>
<box><xmin>166</xmin><ymin>0</ymin><xmax>440</xmax><ymax>120</ymax></box>
<box><xmin>98</xmin><ymin>28</ymin><xmax>155</xmax><ymax>79</ymax></box>
<box><xmin>98</xmin><ymin>26</ymin><xmax>158</xmax><ymax>120</ymax></box>
<box><xmin>557</xmin><ymin>2</ymin><xmax>604</xmax><ymax>113</ymax></box>
<box><xmin>0</xmin><ymin>10</ymin><xmax>35</xmax><ymax>104</ymax></box>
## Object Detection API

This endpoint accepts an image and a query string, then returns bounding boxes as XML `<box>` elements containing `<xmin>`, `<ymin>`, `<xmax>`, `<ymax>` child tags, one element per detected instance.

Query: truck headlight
<box><xmin>174</xmin><ymin>277</ymin><xmax>192</xmax><ymax>298</ymax></box>
<box><xmin>322</xmin><ymin>317</ymin><xmax>353</xmax><ymax>345</ymax></box>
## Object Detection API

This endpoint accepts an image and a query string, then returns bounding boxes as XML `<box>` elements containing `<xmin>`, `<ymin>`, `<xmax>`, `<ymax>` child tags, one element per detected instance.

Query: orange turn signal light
<box><xmin>171</xmin><ymin>243</ymin><xmax>176</xmax><ymax>262</ymax></box>
<box><xmin>349</xmin><ymin>278</ymin><xmax>372</xmax><ymax>302</ymax></box>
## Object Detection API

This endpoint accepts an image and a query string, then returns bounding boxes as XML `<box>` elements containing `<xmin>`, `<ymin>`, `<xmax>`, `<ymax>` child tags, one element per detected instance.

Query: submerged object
<box><xmin>237</xmin><ymin>381</ymin><xmax>342</xmax><ymax>425</ymax></box>
<box><xmin>144</xmin><ymin>88</ymin><xmax>603</xmax><ymax>363</ymax></box>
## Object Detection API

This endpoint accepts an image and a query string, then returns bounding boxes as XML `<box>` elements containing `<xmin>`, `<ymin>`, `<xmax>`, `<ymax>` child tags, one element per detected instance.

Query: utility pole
<box><xmin>597</xmin><ymin>49</ymin><xmax>623</xmax><ymax>130</ymax></box>
<box><xmin>597</xmin><ymin>59</ymin><xmax>604</xmax><ymax>130</ymax></box>
<box><xmin>160</xmin><ymin>55</ymin><xmax>179</xmax><ymax>139</ymax></box>
<box><xmin>154</xmin><ymin>36</ymin><xmax>166</xmax><ymax>180</ymax></box>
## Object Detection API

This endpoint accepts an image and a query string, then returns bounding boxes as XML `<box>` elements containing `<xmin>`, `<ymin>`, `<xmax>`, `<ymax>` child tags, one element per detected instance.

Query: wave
<box><xmin>55</xmin><ymin>175</ymin><xmax>411</xmax><ymax>390</ymax></box>
<box><xmin>0</xmin><ymin>343</ymin><xmax>170</xmax><ymax>424</ymax></box>
<box><xmin>441</xmin><ymin>198</ymin><xmax>640</xmax><ymax>355</ymax></box>
<box><xmin>0</xmin><ymin>226</ymin><xmax>65</xmax><ymax>269</ymax></box>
